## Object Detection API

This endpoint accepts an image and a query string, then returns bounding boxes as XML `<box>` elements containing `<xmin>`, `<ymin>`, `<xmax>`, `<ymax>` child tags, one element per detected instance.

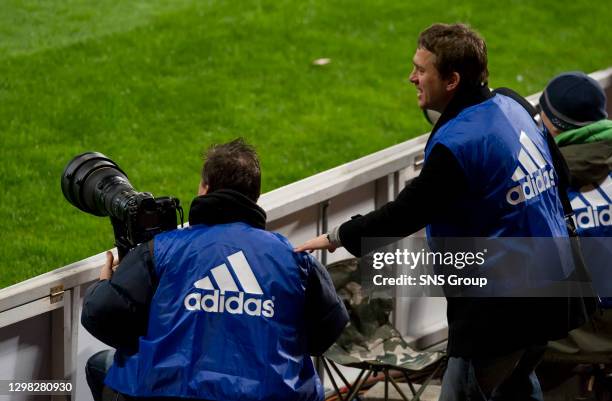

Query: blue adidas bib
<box><xmin>425</xmin><ymin>94</ymin><xmax>567</xmax><ymax>239</ymax></box>
<box><xmin>569</xmin><ymin>172</ymin><xmax>612</xmax><ymax>305</ymax></box>
<box><xmin>105</xmin><ymin>222</ymin><xmax>323</xmax><ymax>401</ymax></box>
<box><xmin>424</xmin><ymin>94</ymin><xmax>573</xmax><ymax>295</ymax></box>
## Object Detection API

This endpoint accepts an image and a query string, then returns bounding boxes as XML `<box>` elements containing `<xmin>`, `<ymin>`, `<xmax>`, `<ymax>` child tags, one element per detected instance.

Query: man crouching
<box><xmin>82</xmin><ymin>138</ymin><xmax>348</xmax><ymax>401</ymax></box>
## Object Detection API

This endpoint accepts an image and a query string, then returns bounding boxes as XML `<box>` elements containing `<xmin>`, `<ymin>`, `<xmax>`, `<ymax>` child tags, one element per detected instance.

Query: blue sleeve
<box><xmin>81</xmin><ymin>242</ymin><xmax>158</xmax><ymax>353</ymax></box>
<box><xmin>302</xmin><ymin>254</ymin><xmax>349</xmax><ymax>355</ymax></box>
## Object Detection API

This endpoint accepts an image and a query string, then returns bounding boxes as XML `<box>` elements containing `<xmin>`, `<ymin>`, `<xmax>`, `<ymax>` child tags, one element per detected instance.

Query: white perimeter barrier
<box><xmin>1</xmin><ymin>67</ymin><xmax>611</xmax><ymax>401</ymax></box>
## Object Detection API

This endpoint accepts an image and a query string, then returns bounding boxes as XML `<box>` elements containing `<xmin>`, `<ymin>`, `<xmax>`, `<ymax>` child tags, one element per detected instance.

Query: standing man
<box><xmin>296</xmin><ymin>24</ymin><xmax>591</xmax><ymax>400</ymax></box>
<box><xmin>82</xmin><ymin>139</ymin><xmax>349</xmax><ymax>401</ymax></box>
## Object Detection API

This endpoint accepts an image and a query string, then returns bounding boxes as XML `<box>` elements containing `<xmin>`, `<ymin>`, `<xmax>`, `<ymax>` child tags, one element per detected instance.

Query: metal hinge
<box><xmin>50</xmin><ymin>285</ymin><xmax>64</xmax><ymax>303</ymax></box>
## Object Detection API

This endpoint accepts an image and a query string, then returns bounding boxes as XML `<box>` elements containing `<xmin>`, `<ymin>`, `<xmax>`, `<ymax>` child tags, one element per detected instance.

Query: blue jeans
<box><xmin>86</xmin><ymin>350</ymin><xmax>116</xmax><ymax>401</ymax></box>
<box><xmin>439</xmin><ymin>345</ymin><xmax>546</xmax><ymax>401</ymax></box>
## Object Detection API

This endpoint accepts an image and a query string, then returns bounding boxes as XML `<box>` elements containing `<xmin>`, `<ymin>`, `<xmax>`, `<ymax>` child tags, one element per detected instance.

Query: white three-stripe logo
<box><xmin>571</xmin><ymin>174</ymin><xmax>612</xmax><ymax>210</ymax></box>
<box><xmin>511</xmin><ymin>131</ymin><xmax>548</xmax><ymax>182</ymax></box>
<box><xmin>505</xmin><ymin>130</ymin><xmax>556</xmax><ymax>205</ymax></box>
<box><xmin>193</xmin><ymin>251</ymin><xmax>263</xmax><ymax>294</ymax></box>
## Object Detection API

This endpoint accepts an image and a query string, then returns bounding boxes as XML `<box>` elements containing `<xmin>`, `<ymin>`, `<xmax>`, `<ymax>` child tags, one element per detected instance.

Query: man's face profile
<box><xmin>409</xmin><ymin>48</ymin><xmax>455</xmax><ymax>113</ymax></box>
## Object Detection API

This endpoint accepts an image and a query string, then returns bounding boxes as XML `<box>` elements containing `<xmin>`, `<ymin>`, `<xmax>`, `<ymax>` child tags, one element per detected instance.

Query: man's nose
<box><xmin>408</xmin><ymin>70</ymin><xmax>418</xmax><ymax>84</ymax></box>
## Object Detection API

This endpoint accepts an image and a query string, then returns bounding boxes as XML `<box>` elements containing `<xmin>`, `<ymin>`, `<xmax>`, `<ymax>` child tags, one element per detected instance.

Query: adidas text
<box><xmin>184</xmin><ymin>290</ymin><xmax>275</xmax><ymax>318</ymax></box>
<box><xmin>572</xmin><ymin>205</ymin><xmax>612</xmax><ymax>229</ymax></box>
<box><xmin>506</xmin><ymin>168</ymin><xmax>555</xmax><ymax>205</ymax></box>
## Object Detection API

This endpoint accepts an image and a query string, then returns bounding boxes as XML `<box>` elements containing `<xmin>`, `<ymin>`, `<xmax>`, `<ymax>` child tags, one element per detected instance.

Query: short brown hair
<box><xmin>201</xmin><ymin>138</ymin><xmax>261</xmax><ymax>202</ymax></box>
<box><xmin>418</xmin><ymin>23</ymin><xmax>488</xmax><ymax>88</ymax></box>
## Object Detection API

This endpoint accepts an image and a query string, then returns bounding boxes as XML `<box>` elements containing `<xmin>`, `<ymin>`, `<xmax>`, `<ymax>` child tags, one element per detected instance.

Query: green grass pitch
<box><xmin>0</xmin><ymin>0</ymin><xmax>610</xmax><ymax>287</ymax></box>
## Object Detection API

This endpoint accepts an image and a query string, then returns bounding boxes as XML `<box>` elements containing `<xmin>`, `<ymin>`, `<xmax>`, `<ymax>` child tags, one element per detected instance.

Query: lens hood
<box><xmin>61</xmin><ymin>152</ymin><xmax>129</xmax><ymax>216</ymax></box>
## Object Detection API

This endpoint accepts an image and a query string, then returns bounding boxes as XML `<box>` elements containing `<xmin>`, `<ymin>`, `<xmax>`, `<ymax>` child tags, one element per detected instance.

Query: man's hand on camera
<box><xmin>294</xmin><ymin>234</ymin><xmax>338</xmax><ymax>253</ymax></box>
<box><xmin>99</xmin><ymin>250</ymin><xmax>119</xmax><ymax>281</ymax></box>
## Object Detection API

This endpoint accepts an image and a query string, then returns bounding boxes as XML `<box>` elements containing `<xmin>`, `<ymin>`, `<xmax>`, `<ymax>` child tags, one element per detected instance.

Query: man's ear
<box><xmin>198</xmin><ymin>182</ymin><xmax>209</xmax><ymax>196</ymax></box>
<box><xmin>446</xmin><ymin>72</ymin><xmax>460</xmax><ymax>92</ymax></box>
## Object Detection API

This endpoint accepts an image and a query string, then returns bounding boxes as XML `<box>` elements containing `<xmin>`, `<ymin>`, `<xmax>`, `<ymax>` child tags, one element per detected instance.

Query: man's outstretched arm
<box><xmin>295</xmin><ymin>144</ymin><xmax>468</xmax><ymax>256</ymax></box>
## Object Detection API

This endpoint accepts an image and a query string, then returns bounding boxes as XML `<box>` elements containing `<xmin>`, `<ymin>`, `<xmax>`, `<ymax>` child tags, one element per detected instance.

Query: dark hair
<box><xmin>201</xmin><ymin>138</ymin><xmax>261</xmax><ymax>202</ymax></box>
<box><xmin>417</xmin><ymin>23</ymin><xmax>488</xmax><ymax>88</ymax></box>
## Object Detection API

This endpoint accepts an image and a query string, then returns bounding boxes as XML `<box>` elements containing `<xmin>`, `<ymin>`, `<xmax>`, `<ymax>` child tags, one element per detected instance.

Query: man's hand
<box><xmin>99</xmin><ymin>251</ymin><xmax>119</xmax><ymax>281</ymax></box>
<box><xmin>294</xmin><ymin>234</ymin><xmax>338</xmax><ymax>253</ymax></box>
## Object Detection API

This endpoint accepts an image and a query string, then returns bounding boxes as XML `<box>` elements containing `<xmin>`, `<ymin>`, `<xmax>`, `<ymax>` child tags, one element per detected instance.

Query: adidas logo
<box><xmin>571</xmin><ymin>174</ymin><xmax>612</xmax><ymax>230</ymax></box>
<box><xmin>183</xmin><ymin>250</ymin><xmax>274</xmax><ymax>318</ymax></box>
<box><xmin>506</xmin><ymin>131</ymin><xmax>556</xmax><ymax>205</ymax></box>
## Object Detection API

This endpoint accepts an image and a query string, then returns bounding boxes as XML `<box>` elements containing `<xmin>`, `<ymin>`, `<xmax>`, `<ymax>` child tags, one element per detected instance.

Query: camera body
<box><xmin>109</xmin><ymin>193</ymin><xmax>181</xmax><ymax>258</ymax></box>
<box><xmin>62</xmin><ymin>152</ymin><xmax>182</xmax><ymax>258</ymax></box>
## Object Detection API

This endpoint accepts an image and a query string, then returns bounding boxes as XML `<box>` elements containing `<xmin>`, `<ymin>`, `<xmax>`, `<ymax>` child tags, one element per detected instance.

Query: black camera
<box><xmin>61</xmin><ymin>152</ymin><xmax>183</xmax><ymax>258</ymax></box>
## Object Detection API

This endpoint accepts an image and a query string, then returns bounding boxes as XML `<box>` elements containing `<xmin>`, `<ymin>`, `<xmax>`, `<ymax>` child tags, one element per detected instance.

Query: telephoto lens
<box><xmin>62</xmin><ymin>151</ymin><xmax>181</xmax><ymax>257</ymax></box>
<box><xmin>61</xmin><ymin>152</ymin><xmax>136</xmax><ymax>219</ymax></box>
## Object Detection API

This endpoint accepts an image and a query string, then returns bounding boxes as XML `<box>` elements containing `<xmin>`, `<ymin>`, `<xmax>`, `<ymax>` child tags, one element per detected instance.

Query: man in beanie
<box><xmin>541</xmin><ymin>72</ymin><xmax>612</xmax><ymax>369</ymax></box>
<box><xmin>540</xmin><ymin>71</ymin><xmax>612</xmax><ymax>279</ymax></box>
<box><xmin>541</xmin><ymin>72</ymin><xmax>611</xmax><ymax>193</ymax></box>
<box><xmin>540</xmin><ymin>71</ymin><xmax>609</xmax><ymax>144</ymax></box>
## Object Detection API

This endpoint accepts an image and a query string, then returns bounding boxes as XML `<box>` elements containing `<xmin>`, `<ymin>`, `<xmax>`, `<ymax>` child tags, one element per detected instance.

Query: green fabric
<box><xmin>560</xmin><ymin>140</ymin><xmax>612</xmax><ymax>188</ymax></box>
<box><xmin>555</xmin><ymin>119</ymin><xmax>612</xmax><ymax>146</ymax></box>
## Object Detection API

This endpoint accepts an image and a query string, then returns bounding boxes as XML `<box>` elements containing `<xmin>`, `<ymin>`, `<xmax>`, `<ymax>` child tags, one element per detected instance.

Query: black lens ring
<box><xmin>61</xmin><ymin>152</ymin><xmax>128</xmax><ymax>214</ymax></box>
